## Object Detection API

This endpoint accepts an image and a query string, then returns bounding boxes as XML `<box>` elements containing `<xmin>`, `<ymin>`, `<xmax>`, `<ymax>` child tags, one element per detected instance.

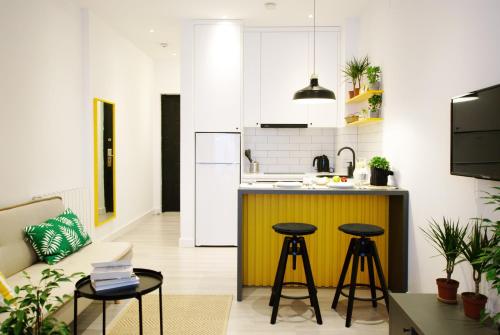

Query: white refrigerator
<box><xmin>195</xmin><ymin>133</ymin><xmax>240</xmax><ymax>246</ymax></box>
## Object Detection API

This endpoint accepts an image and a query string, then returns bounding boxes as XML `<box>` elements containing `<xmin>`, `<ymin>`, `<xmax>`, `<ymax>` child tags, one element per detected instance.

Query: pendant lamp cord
<box><xmin>313</xmin><ymin>0</ymin><xmax>316</xmax><ymax>75</ymax></box>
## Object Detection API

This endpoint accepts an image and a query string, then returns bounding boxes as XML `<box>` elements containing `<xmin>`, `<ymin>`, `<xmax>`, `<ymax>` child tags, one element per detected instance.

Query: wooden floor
<box><xmin>75</xmin><ymin>213</ymin><xmax>388</xmax><ymax>334</ymax></box>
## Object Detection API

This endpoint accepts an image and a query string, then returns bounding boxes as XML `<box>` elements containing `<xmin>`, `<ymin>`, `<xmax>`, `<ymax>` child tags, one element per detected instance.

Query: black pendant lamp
<box><xmin>293</xmin><ymin>0</ymin><xmax>336</xmax><ymax>103</ymax></box>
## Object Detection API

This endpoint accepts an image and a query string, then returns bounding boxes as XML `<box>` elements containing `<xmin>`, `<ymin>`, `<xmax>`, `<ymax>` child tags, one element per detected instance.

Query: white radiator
<box><xmin>33</xmin><ymin>187</ymin><xmax>92</xmax><ymax>233</ymax></box>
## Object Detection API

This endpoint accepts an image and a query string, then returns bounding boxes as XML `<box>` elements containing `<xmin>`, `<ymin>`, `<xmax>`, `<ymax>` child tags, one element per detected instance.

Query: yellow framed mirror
<box><xmin>93</xmin><ymin>98</ymin><xmax>116</xmax><ymax>226</ymax></box>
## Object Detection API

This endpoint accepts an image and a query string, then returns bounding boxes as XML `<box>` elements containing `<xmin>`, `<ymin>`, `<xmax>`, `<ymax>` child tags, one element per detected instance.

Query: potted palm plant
<box><xmin>368</xmin><ymin>156</ymin><xmax>393</xmax><ymax>186</ymax></box>
<box><xmin>343</xmin><ymin>56</ymin><xmax>370</xmax><ymax>97</ymax></box>
<box><xmin>421</xmin><ymin>218</ymin><xmax>468</xmax><ymax>304</ymax></box>
<box><xmin>461</xmin><ymin>219</ymin><xmax>493</xmax><ymax>319</ymax></box>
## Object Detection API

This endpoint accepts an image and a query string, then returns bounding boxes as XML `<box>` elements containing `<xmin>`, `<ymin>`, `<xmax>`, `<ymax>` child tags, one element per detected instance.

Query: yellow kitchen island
<box><xmin>237</xmin><ymin>184</ymin><xmax>409</xmax><ymax>301</ymax></box>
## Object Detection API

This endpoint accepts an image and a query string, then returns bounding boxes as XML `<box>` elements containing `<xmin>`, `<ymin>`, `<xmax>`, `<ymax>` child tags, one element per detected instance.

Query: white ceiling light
<box><xmin>308</xmin><ymin>14</ymin><xmax>313</xmax><ymax>19</ymax></box>
<box><xmin>149</xmin><ymin>28</ymin><xmax>155</xmax><ymax>33</ymax></box>
<box><xmin>264</xmin><ymin>2</ymin><xmax>277</xmax><ymax>10</ymax></box>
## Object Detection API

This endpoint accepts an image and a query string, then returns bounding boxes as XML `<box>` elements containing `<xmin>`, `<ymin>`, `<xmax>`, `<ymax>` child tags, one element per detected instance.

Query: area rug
<box><xmin>108</xmin><ymin>294</ymin><xmax>233</xmax><ymax>335</ymax></box>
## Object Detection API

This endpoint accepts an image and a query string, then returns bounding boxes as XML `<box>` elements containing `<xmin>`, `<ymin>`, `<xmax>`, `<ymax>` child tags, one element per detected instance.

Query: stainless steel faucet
<box><xmin>337</xmin><ymin>147</ymin><xmax>356</xmax><ymax>178</ymax></box>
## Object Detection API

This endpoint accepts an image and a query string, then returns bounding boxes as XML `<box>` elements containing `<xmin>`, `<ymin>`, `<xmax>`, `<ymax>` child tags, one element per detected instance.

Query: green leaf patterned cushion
<box><xmin>24</xmin><ymin>208</ymin><xmax>92</xmax><ymax>264</ymax></box>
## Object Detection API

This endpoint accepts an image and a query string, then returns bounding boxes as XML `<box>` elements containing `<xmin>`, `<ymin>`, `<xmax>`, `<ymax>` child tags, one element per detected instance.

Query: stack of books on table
<box><xmin>90</xmin><ymin>260</ymin><xmax>139</xmax><ymax>292</ymax></box>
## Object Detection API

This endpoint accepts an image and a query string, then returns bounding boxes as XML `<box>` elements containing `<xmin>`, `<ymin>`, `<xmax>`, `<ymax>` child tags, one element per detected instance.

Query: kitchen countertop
<box><xmin>239</xmin><ymin>182</ymin><xmax>406</xmax><ymax>195</ymax></box>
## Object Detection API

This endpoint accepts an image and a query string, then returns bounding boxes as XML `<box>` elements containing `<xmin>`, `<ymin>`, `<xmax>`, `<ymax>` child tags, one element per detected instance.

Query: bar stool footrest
<box><xmin>338</xmin><ymin>283</ymin><xmax>386</xmax><ymax>302</ymax></box>
<box><xmin>279</xmin><ymin>282</ymin><xmax>312</xmax><ymax>300</ymax></box>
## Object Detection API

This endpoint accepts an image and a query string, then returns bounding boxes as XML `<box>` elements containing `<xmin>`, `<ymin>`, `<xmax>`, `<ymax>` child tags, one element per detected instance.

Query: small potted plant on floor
<box><xmin>368</xmin><ymin>94</ymin><xmax>383</xmax><ymax>118</ymax></box>
<box><xmin>0</xmin><ymin>268</ymin><xmax>83</xmax><ymax>334</ymax></box>
<box><xmin>461</xmin><ymin>218</ymin><xmax>494</xmax><ymax>320</ymax></box>
<box><xmin>421</xmin><ymin>218</ymin><xmax>468</xmax><ymax>304</ymax></box>
<box><xmin>368</xmin><ymin>156</ymin><xmax>393</xmax><ymax>186</ymax></box>
<box><xmin>367</xmin><ymin>66</ymin><xmax>382</xmax><ymax>90</ymax></box>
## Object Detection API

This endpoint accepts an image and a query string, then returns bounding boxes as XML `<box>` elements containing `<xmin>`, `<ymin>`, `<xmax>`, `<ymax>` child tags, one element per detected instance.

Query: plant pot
<box><xmin>436</xmin><ymin>278</ymin><xmax>459</xmax><ymax>304</ymax></box>
<box><xmin>370</xmin><ymin>167</ymin><xmax>394</xmax><ymax>186</ymax></box>
<box><xmin>348</xmin><ymin>90</ymin><xmax>355</xmax><ymax>99</ymax></box>
<box><xmin>461</xmin><ymin>292</ymin><xmax>488</xmax><ymax>320</ymax></box>
<box><xmin>370</xmin><ymin>109</ymin><xmax>381</xmax><ymax>118</ymax></box>
<box><xmin>353</xmin><ymin>88</ymin><xmax>360</xmax><ymax>96</ymax></box>
<box><xmin>369</xmin><ymin>82</ymin><xmax>381</xmax><ymax>90</ymax></box>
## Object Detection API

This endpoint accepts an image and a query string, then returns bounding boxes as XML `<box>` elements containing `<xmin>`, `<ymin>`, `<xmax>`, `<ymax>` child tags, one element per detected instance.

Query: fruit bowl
<box><xmin>327</xmin><ymin>181</ymin><xmax>354</xmax><ymax>189</ymax></box>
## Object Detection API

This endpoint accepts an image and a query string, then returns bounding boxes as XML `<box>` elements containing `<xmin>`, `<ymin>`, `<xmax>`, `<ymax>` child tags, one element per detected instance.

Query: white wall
<box><xmin>358</xmin><ymin>0</ymin><xmax>500</xmax><ymax>304</ymax></box>
<box><xmin>0</xmin><ymin>0</ymin><xmax>85</xmax><ymax>207</ymax></box>
<box><xmin>87</xmin><ymin>11</ymin><xmax>155</xmax><ymax>239</ymax></box>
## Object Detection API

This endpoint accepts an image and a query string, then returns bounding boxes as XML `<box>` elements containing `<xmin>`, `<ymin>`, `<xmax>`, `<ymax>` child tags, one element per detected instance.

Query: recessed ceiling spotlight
<box><xmin>222</xmin><ymin>15</ymin><xmax>228</xmax><ymax>19</ymax></box>
<box><xmin>160</xmin><ymin>42</ymin><xmax>168</xmax><ymax>48</ymax></box>
<box><xmin>149</xmin><ymin>28</ymin><xmax>155</xmax><ymax>33</ymax></box>
<box><xmin>171</xmin><ymin>52</ymin><xmax>177</xmax><ymax>56</ymax></box>
<box><xmin>264</xmin><ymin>2</ymin><xmax>277</xmax><ymax>10</ymax></box>
<box><xmin>308</xmin><ymin>14</ymin><xmax>313</xmax><ymax>19</ymax></box>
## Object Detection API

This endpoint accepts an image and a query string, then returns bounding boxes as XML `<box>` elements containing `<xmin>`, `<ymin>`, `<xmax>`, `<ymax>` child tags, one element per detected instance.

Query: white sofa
<box><xmin>0</xmin><ymin>196</ymin><xmax>133</xmax><ymax>324</ymax></box>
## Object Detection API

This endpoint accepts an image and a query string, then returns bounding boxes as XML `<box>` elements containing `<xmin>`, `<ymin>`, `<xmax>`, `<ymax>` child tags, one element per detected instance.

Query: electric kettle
<box><xmin>313</xmin><ymin>155</ymin><xmax>330</xmax><ymax>173</ymax></box>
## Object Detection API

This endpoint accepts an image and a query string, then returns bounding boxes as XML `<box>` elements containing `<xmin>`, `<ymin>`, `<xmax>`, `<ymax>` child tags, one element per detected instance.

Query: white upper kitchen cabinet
<box><xmin>194</xmin><ymin>22</ymin><xmax>242</xmax><ymax>132</ymax></box>
<box><xmin>307</xmin><ymin>30</ymin><xmax>340</xmax><ymax>127</ymax></box>
<box><xmin>243</xmin><ymin>32</ymin><xmax>261</xmax><ymax>127</ymax></box>
<box><xmin>260</xmin><ymin>31</ymin><xmax>309</xmax><ymax>124</ymax></box>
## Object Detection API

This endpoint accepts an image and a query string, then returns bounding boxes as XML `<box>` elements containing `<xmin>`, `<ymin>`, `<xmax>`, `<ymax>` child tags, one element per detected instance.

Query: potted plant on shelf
<box><xmin>461</xmin><ymin>218</ymin><xmax>494</xmax><ymax>320</ymax></box>
<box><xmin>368</xmin><ymin>94</ymin><xmax>383</xmax><ymax>118</ymax></box>
<box><xmin>368</xmin><ymin>156</ymin><xmax>393</xmax><ymax>186</ymax></box>
<box><xmin>421</xmin><ymin>218</ymin><xmax>468</xmax><ymax>304</ymax></box>
<box><xmin>0</xmin><ymin>268</ymin><xmax>83</xmax><ymax>334</ymax></box>
<box><xmin>343</xmin><ymin>56</ymin><xmax>370</xmax><ymax>98</ymax></box>
<box><xmin>367</xmin><ymin>65</ymin><xmax>382</xmax><ymax>90</ymax></box>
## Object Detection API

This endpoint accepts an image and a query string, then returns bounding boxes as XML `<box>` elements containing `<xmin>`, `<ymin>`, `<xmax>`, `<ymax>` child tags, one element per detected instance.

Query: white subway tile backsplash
<box><xmin>300</xmin><ymin>143</ymin><xmax>322</xmax><ymax>151</ymax></box>
<box><xmin>277</xmin><ymin>143</ymin><xmax>301</xmax><ymax>151</ymax></box>
<box><xmin>244</xmin><ymin>121</ymin><xmax>383</xmax><ymax>175</ymax></box>
<box><xmin>290</xmin><ymin>151</ymin><xmax>312</xmax><ymax>158</ymax></box>
<box><xmin>312</xmin><ymin>136</ymin><xmax>334</xmax><ymax>144</ymax></box>
<box><xmin>256</xmin><ymin>143</ymin><xmax>279</xmax><ymax>151</ymax></box>
<box><xmin>290</xmin><ymin>136</ymin><xmax>312</xmax><ymax>144</ymax></box>
<box><xmin>278</xmin><ymin>128</ymin><xmax>300</xmax><ymax>136</ymax></box>
<box><xmin>243</xmin><ymin>127</ymin><xmax>336</xmax><ymax>173</ymax></box>
<box><xmin>268</xmin><ymin>136</ymin><xmax>290</xmax><ymax>144</ymax></box>
<box><xmin>267</xmin><ymin>151</ymin><xmax>290</xmax><ymax>158</ymax></box>
<box><xmin>299</xmin><ymin>128</ymin><xmax>323</xmax><ymax>136</ymax></box>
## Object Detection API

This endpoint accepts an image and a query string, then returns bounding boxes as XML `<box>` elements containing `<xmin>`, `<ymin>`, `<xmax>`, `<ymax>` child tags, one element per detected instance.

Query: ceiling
<box><xmin>77</xmin><ymin>0</ymin><xmax>369</xmax><ymax>60</ymax></box>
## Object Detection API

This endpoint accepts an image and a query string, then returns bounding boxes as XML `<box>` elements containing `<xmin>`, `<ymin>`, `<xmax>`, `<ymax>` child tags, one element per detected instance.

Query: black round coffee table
<box><xmin>73</xmin><ymin>268</ymin><xmax>163</xmax><ymax>335</ymax></box>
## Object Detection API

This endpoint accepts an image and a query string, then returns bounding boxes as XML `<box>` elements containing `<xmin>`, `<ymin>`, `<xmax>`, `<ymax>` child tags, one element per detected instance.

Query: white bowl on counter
<box><xmin>327</xmin><ymin>181</ymin><xmax>354</xmax><ymax>189</ymax></box>
<box><xmin>274</xmin><ymin>181</ymin><xmax>303</xmax><ymax>188</ymax></box>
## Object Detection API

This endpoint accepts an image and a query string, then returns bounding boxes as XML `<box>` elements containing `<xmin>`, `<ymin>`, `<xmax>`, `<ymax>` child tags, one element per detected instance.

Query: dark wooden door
<box><xmin>103</xmin><ymin>102</ymin><xmax>114</xmax><ymax>212</ymax></box>
<box><xmin>161</xmin><ymin>95</ymin><xmax>180</xmax><ymax>212</ymax></box>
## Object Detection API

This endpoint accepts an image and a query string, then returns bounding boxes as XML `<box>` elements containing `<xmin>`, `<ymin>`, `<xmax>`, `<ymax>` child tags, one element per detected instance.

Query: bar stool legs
<box><xmin>270</xmin><ymin>236</ymin><xmax>322</xmax><ymax>325</ymax></box>
<box><xmin>332</xmin><ymin>237</ymin><xmax>389</xmax><ymax>328</ymax></box>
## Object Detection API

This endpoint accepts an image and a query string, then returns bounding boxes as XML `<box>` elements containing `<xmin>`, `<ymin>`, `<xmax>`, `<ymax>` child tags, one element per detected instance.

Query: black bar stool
<box><xmin>269</xmin><ymin>223</ymin><xmax>322</xmax><ymax>325</ymax></box>
<box><xmin>331</xmin><ymin>223</ymin><xmax>389</xmax><ymax>327</ymax></box>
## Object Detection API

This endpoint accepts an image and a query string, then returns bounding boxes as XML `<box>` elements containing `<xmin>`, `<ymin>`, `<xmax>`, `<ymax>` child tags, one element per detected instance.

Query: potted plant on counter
<box><xmin>368</xmin><ymin>156</ymin><xmax>393</xmax><ymax>186</ymax></box>
<box><xmin>461</xmin><ymin>219</ymin><xmax>494</xmax><ymax>320</ymax></box>
<box><xmin>421</xmin><ymin>218</ymin><xmax>468</xmax><ymax>304</ymax></box>
<box><xmin>368</xmin><ymin>94</ymin><xmax>383</xmax><ymax>118</ymax></box>
<box><xmin>367</xmin><ymin>66</ymin><xmax>382</xmax><ymax>90</ymax></box>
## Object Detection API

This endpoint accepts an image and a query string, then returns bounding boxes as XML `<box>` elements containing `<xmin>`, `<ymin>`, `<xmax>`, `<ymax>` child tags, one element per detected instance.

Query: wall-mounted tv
<box><xmin>451</xmin><ymin>84</ymin><xmax>500</xmax><ymax>181</ymax></box>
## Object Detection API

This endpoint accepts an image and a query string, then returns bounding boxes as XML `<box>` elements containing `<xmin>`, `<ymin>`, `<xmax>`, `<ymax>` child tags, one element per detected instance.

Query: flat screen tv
<box><xmin>451</xmin><ymin>84</ymin><xmax>500</xmax><ymax>181</ymax></box>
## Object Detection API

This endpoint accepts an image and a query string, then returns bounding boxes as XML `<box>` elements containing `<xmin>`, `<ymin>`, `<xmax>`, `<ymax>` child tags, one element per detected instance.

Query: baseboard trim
<box><xmin>179</xmin><ymin>237</ymin><xmax>195</xmax><ymax>248</ymax></box>
<box><xmin>100</xmin><ymin>210</ymin><xmax>154</xmax><ymax>242</ymax></box>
